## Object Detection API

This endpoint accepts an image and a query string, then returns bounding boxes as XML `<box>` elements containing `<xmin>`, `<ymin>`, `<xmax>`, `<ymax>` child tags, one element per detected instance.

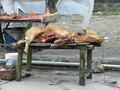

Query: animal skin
<box><xmin>12</xmin><ymin>24</ymin><xmax>104</xmax><ymax>54</ymax></box>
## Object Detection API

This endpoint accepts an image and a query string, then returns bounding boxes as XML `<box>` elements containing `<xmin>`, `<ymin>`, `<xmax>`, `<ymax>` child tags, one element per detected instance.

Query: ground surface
<box><xmin>0</xmin><ymin>68</ymin><xmax>120</xmax><ymax>90</ymax></box>
<box><xmin>1</xmin><ymin>13</ymin><xmax>120</xmax><ymax>63</ymax></box>
<box><xmin>50</xmin><ymin>13</ymin><xmax>120</xmax><ymax>51</ymax></box>
<box><xmin>0</xmin><ymin>13</ymin><xmax>120</xmax><ymax>90</ymax></box>
<box><xmin>38</xmin><ymin>13</ymin><xmax>120</xmax><ymax>63</ymax></box>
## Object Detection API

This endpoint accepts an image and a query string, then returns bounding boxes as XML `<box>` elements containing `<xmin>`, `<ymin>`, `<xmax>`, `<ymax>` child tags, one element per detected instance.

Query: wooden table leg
<box><xmin>22</xmin><ymin>21</ymin><xmax>32</xmax><ymax>39</ymax></box>
<box><xmin>16</xmin><ymin>48</ymin><xmax>23</xmax><ymax>81</ymax></box>
<box><xmin>87</xmin><ymin>50</ymin><xmax>92</xmax><ymax>79</ymax></box>
<box><xmin>79</xmin><ymin>49</ymin><xmax>86</xmax><ymax>86</ymax></box>
<box><xmin>26</xmin><ymin>48</ymin><xmax>32</xmax><ymax>71</ymax></box>
<box><xmin>0</xmin><ymin>23</ymin><xmax>4</xmax><ymax>43</ymax></box>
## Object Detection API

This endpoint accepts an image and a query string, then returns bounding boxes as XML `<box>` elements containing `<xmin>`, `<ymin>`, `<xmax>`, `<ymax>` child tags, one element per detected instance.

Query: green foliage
<box><xmin>93</xmin><ymin>8</ymin><xmax>120</xmax><ymax>12</ymax></box>
<box><xmin>102</xmin><ymin>61</ymin><xmax>120</xmax><ymax>65</ymax></box>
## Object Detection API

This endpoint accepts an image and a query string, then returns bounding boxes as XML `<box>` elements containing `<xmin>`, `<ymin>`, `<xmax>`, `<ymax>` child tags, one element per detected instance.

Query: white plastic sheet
<box><xmin>55</xmin><ymin>0</ymin><xmax>94</xmax><ymax>29</ymax></box>
<box><xmin>1</xmin><ymin>0</ymin><xmax>47</xmax><ymax>14</ymax></box>
<box><xmin>1</xmin><ymin>0</ymin><xmax>15</xmax><ymax>14</ymax></box>
<box><xmin>14</xmin><ymin>1</ymin><xmax>46</xmax><ymax>14</ymax></box>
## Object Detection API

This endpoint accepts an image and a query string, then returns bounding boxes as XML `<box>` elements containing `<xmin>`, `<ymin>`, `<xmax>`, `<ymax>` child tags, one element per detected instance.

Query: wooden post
<box><xmin>0</xmin><ymin>23</ymin><xmax>4</xmax><ymax>43</ymax></box>
<box><xmin>22</xmin><ymin>21</ymin><xmax>32</xmax><ymax>39</ymax></box>
<box><xmin>45</xmin><ymin>0</ymin><xmax>48</xmax><ymax>13</ymax></box>
<box><xmin>87</xmin><ymin>50</ymin><xmax>92</xmax><ymax>79</ymax></box>
<box><xmin>79</xmin><ymin>48</ymin><xmax>86</xmax><ymax>85</ymax></box>
<box><xmin>26</xmin><ymin>48</ymin><xmax>32</xmax><ymax>71</ymax></box>
<box><xmin>16</xmin><ymin>48</ymin><xmax>23</xmax><ymax>81</ymax></box>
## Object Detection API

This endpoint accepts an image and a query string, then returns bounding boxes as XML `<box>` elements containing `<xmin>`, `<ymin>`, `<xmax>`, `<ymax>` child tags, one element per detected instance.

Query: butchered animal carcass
<box><xmin>12</xmin><ymin>24</ymin><xmax>104</xmax><ymax>54</ymax></box>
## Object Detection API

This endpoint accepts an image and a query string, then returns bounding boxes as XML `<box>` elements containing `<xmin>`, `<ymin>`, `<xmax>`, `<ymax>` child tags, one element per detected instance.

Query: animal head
<box><xmin>74</xmin><ymin>29</ymin><xmax>104</xmax><ymax>43</ymax></box>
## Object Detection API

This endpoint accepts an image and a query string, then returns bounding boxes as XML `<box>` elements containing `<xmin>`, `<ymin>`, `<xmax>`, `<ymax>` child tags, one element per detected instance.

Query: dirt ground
<box><xmin>49</xmin><ymin>13</ymin><xmax>120</xmax><ymax>52</ymax></box>
<box><xmin>42</xmin><ymin>13</ymin><xmax>120</xmax><ymax>63</ymax></box>
<box><xmin>1</xmin><ymin>12</ymin><xmax>120</xmax><ymax>52</ymax></box>
<box><xmin>1</xmin><ymin>13</ymin><xmax>120</xmax><ymax>90</ymax></box>
<box><xmin>1</xmin><ymin>12</ymin><xmax>120</xmax><ymax>63</ymax></box>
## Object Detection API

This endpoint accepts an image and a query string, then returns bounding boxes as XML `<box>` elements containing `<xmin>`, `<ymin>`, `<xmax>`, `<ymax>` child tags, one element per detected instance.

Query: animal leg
<box><xmin>11</xmin><ymin>38</ymin><xmax>27</xmax><ymax>48</ymax></box>
<box><xmin>21</xmin><ymin>30</ymin><xmax>44</xmax><ymax>54</ymax></box>
<box><xmin>17</xmin><ymin>39</ymin><xmax>27</xmax><ymax>45</ymax></box>
<box><xmin>24</xmin><ymin>38</ymin><xmax>33</xmax><ymax>54</ymax></box>
<box><xmin>54</xmin><ymin>37</ymin><xmax>71</xmax><ymax>44</ymax></box>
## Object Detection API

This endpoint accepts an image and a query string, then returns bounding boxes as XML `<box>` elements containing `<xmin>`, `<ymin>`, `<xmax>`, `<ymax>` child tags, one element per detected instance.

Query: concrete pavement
<box><xmin>0</xmin><ymin>13</ymin><xmax>120</xmax><ymax>90</ymax></box>
<box><xmin>0</xmin><ymin>47</ymin><xmax>120</xmax><ymax>90</ymax></box>
<box><xmin>0</xmin><ymin>69</ymin><xmax>120</xmax><ymax>90</ymax></box>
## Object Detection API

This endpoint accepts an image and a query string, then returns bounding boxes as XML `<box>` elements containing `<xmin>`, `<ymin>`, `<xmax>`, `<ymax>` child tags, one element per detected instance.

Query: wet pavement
<box><xmin>0</xmin><ymin>47</ymin><xmax>120</xmax><ymax>90</ymax></box>
<box><xmin>0</xmin><ymin>68</ymin><xmax>120</xmax><ymax>90</ymax></box>
<box><xmin>0</xmin><ymin>14</ymin><xmax>120</xmax><ymax>90</ymax></box>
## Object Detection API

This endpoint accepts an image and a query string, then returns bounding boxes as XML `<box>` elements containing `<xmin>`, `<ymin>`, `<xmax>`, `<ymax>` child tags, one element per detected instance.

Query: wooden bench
<box><xmin>0</xmin><ymin>19</ymin><xmax>101</xmax><ymax>86</ymax></box>
<box><xmin>15</xmin><ymin>42</ymin><xmax>101</xmax><ymax>86</ymax></box>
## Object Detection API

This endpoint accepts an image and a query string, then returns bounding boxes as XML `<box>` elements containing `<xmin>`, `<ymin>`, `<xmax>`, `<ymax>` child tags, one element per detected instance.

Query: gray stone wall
<box><xmin>94</xmin><ymin>0</ymin><xmax>120</xmax><ymax>9</ymax></box>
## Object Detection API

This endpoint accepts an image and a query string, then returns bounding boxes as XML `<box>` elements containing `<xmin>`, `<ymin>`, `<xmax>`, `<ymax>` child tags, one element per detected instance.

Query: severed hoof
<box><xmin>50</xmin><ymin>43</ymin><xmax>65</xmax><ymax>48</ymax></box>
<box><xmin>11</xmin><ymin>42</ymin><xmax>18</xmax><ymax>48</ymax></box>
<box><xmin>54</xmin><ymin>40</ymin><xmax>61</xmax><ymax>44</ymax></box>
<box><xmin>50</xmin><ymin>44</ymin><xmax>59</xmax><ymax>48</ymax></box>
<box><xmin>24</xmin><ymin>49</ymin><xmax>28</xmax><ymax>55</ymax></box>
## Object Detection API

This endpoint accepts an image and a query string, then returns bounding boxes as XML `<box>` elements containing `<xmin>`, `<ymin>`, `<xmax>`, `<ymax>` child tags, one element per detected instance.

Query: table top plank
<box><xmin>0</xmin><ymin>19</ymin><xmax>42</xmax><ymax>23</ymax></box>
<box><xmin>0</xmin><ymin>42</ymin><xmax>101</xmax><ymax>49</ymax></box>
